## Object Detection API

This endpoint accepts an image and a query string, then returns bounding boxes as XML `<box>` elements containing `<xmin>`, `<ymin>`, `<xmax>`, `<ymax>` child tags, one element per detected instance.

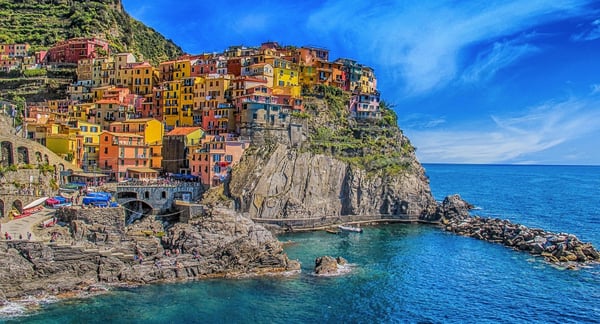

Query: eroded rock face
<box><xmin>0</xmin><ymin>207</ymin><xmax>299</xmax><ymax>300</ymax></box>
<box><xmin>229</xmin><ymin>144</ymin><xmax>437</xmax><ymax>224</ymax></box>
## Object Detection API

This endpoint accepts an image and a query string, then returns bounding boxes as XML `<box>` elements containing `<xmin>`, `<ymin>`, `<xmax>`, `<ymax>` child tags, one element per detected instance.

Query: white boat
<box><xmin>338</xmin><ymin>225</ymin><xmax>363</xmax><ymax>233</ymax></box>
<box><xmin>22</xmin><ymin>197</ymin><xmax>49</xmax><ymax>210</ymax></box>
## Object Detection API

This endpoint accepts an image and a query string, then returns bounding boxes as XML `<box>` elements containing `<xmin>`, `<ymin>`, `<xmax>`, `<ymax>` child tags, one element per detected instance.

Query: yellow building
<box><xmin>194</xmin><ymin>75</ymin><xmax>231</xmax><ymax>110</ymax></box>
<box><xmin>69</xmin><ymin>102</ymin><xmax>95</xmax><ymax>123</ymax></box>
<box><xmin>159</xmin><ymin>58</ymin><xmax>192</xmax><ymax>82</ymax></box>
<box><xmin>268</xmin><ymin>57</ymin><xmax>301</xmax><ymax>97</ymax></box>
<box><xmin>180</xmin><ymin>77</ymin><xmax>197</xmax><ymax>126</ymax></box>
<box><xmin>359</xmin><ymin>66</ymin><xmax>377</xmax><ymax>94</ymax></box>
<box><xmin>299</xmin><ymin>64</ymin><xmax>316</xmax><ymax>89</ymax></box>
<box><xmin>131</xmin><ymin>62</ymin><xmax>157</xmax><ymax>96</ymax></box>
<box><xmin>46</xmin><ymin>124</ymin><xmax>83</xmax><ymax>168</ymax></box>
<box><xmin>66</xmin><ymin>120</ymin><xmax>102</xmax><ymax>170</ymax></box>
<box><xmin>161</xmin><ymin>80</ymin><xmax>182</xmax><ymax>128</ymax></box>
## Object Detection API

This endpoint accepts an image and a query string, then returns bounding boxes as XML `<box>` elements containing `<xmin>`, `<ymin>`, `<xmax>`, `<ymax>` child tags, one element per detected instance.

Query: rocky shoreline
<box><xmin>1</xmin><ymin>194</ymin><xmax>599</xmax><ymax>315</ymax></box>
<box><xmin>0</xmin><ymin>206</ymin><xmax>300</xmax><ymax>309</ymax></box>
<box><xmin>437</xmin><ymin>195</ymin><xmax>600</xmax><ymax>268</ymax></box>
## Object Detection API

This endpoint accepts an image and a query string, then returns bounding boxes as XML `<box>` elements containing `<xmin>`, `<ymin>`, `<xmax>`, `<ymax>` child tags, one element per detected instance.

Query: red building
<box><xmin>46</xmin><ymin>38</ymin><xmax>109</xmax><ymax>64</ymax></box>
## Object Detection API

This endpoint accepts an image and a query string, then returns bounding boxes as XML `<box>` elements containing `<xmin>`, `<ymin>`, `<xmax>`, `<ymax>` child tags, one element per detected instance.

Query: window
<box><xmin>161</xmin><ymin>191</ymin><xmax>167</xmax><ymax>199</ymax></box>
<box><xmin>104</xmin><ymin>135</ymin><xmax>109</xmax><ymax>142</ymax></box>
<box><xmin>144</xmin><ymin>191</ymin><xmax>150</xmax><ymax>199</ymax></box>
<box><xmin>104</xmin><ymin>147</ymin><xmax>108</xmax><ymax>154</ymax></box>
<box><xmin>225</xmin><ymin>155</ymin><xmax>233</xmax><ymax>162</ymax></box>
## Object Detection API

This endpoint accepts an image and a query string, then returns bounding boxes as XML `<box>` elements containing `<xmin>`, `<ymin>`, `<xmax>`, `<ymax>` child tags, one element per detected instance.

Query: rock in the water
<box><xmin>426</xmin><ymin>194</ymin><xmax>474</xmax><ymax>222</ymax></box>
<box><xmin>314</xmin><ymin>256</ymin><xmax>348</xmax><ymax>275</ymax></box>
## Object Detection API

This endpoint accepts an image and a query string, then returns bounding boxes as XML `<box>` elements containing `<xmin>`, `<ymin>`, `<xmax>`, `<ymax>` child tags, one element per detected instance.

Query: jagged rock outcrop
<box><xmin>229</xmin><ymin>144</ymin><xmax>437</xmax><ymax>226</ymax></box>
<box><xmin>0</xmin><ymin>207</ymin><xmax>299</xmax><ymax>301</ymax></box>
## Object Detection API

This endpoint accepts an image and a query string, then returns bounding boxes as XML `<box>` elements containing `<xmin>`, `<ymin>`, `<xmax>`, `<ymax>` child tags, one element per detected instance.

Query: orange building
<box><xmin>107</xmin><ymin>118</ymin><xmax>164</xmax><ymax>170</ymax></box>
<box><xmin>98</xmin><ymin>131</ymin><xmax>149</xmax><ymax>182</ymax></box>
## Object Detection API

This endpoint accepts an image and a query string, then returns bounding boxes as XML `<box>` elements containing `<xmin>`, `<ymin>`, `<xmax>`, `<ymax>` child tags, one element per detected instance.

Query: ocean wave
<box><xmin>0</xmin><ymin>294</ymin><xmax>59</xmax><ymax>319</ymax></box>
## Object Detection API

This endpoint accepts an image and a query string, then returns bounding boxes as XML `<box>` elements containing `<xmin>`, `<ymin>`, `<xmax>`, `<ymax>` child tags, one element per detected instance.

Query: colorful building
<box><xmin>189</xmin><ymin>133</ymin><xmax>249</xmax><ymax>186</ymax></box>
<box><xmin>0</xmin><ymin>43</ymin><xmax>30</xmax><ymax>57</ymax></box>
<box><xmin>46</xmin><ymin>38</ymin><xmax>109</xmax><ymax>64</ymax></box>
<box><xmin>349</xmin><ymin>92</ymin><xmax>381</xmax><ymax>120</ymax></box>
<box><xmin>161</xmin><ymin>127</ymin><xmax>204</xmax><ymax>175</ymax></box>
<box><xmin>108</xmin><ymin>118</ymin><xmax>164</xmax><ymax>169</ymax></box>
<box><xmin>98</xmin><ymin>131</ymin><xmax>148</xmax><ymax>182</ymax></box>
<box><xmin>66</xmin><ymin>120</ymin><xmax>102</xmax><ymax>170</ymax></box>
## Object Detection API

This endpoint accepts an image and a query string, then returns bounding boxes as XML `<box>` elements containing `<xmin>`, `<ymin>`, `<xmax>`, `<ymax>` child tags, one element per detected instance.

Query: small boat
<box><xmin>23</xmin><ymin>196</ymin><xmax>49</xmax><ymax>210</ymax></box>
<box><xmin>338</xmin><ymin>225</ymin><xmax>363</xmax><ymax>233</ymax></box>
<box><xmin>326</xmin><ymin>229</ymin><xmax>339</xmax><ymax>234</ymax></box>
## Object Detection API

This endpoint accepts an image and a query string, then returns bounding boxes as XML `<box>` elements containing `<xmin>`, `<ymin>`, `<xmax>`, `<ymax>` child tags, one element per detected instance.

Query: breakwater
<box><xmin>439</xmin><ymin>195</ymin><xmax>600</xmax><ymax>267</ymax></box>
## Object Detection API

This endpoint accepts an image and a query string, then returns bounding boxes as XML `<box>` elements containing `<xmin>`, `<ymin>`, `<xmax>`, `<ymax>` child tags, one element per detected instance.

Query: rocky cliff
<box><xmin>229</xmin><ymin>143</ymin><xmax>436</xmax><ymax>223</ymax></box>
<box><xmin>228</xmin><ymin>90</ymin><xmax>438</xmax><ymax>228</ymax></box>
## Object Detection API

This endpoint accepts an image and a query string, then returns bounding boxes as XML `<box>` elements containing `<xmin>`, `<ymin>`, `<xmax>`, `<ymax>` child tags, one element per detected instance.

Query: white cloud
<box><xmin>590</xmin><ymin>83</ymin><xmax>600</xmax><ymax>94</ymax></box>
<box><xmin>572</xmin><ymin>18</ymin><xmax>600</xmax><ymax>41</ymax></box>
<box><xmin>306</xmin><ymin>0</ymin><xmax>590</xmax><ymax>95</ymax></box>
<box><xmin>406</xmin><ymin>97</ymin><xmax>600</xmax><ymax>163</ymax></box>
<box><xmin>462</xmin><ymin>37</ymin><xmax>540</xmax><ymax>83</ymax></box>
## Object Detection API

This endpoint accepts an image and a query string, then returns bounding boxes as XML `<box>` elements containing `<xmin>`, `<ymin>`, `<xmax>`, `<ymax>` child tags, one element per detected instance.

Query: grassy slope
<box><xmin>0</xmin><ymin>0</ymin><xmax>182</xmax><ymax>64</ymax></box>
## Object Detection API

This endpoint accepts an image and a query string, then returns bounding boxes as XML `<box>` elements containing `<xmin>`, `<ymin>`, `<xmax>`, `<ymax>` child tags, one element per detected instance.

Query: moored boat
<box><xmin>338</xmin><ymin>225</ymin><xmax>363</xmax><ymax>233</ymax></box>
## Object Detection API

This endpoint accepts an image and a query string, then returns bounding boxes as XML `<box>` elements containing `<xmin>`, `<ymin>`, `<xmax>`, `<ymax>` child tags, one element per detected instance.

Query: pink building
<box><xmin>46</xmin><ymin>38</ymin><xmax>109</xmax><ymax>64</ymax></box>
<box><xmin>189</xmin><ymin>133</ymin><xmax>249</xmax><ymax>187</ymax></box>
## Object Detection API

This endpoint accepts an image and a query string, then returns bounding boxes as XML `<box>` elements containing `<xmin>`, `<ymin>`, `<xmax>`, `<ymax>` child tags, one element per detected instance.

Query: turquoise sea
<box><xmin>3</xmin><ymin>164</ymin><xmax>600</xmax><ymax>323</ymax></box>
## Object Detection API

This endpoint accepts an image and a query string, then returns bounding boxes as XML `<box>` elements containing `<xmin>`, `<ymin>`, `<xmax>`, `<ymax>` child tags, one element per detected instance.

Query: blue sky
<box><xmin>123</xmin><ymin>0</ymin><xmax>600</xmax><ymax>165</ymax></box>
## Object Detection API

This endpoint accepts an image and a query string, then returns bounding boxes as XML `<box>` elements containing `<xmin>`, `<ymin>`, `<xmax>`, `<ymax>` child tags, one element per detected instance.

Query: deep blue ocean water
<box><xmin>3</xmin><ymin>164</ymin><xmax>600</xmax><ymax>323</ymax></box>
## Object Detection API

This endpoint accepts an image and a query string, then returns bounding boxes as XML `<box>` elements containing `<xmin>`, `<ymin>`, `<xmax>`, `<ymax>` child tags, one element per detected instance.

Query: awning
<box><xmin>71</xmin><ymin>172</ymin><xmax>109</xmax><ymax>178</ymax></box>
<box><xmin>127</xmin><ymin>167</ymin><xmax>158</xmax><ymax>174</ymax></box>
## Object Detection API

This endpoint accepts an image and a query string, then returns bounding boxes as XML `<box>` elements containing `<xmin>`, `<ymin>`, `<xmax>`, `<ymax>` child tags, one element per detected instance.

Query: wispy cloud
<box><xmin>571</xmin><ymin>18</ymin><xmax>600</xmax><ymax>41</ymax></box>
<box><xmin>306</xmin><ymin>0</ymin><xmax>590</xmax><ymax>95</ymax></box>
<box><xmin>462</xmin><ymin>37</ymin><xmax>540</xmax><ymax>83</ymax></box>
<box><xmin>406</xmin><ymin>96</ymin><xmax>600</xmax><ymax>163</ymax></box>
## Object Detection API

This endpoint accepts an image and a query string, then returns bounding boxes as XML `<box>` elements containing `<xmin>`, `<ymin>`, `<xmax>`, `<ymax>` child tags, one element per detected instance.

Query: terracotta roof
<box><xmin>123</xmin><ymin>118</ymin><xmax>155</xmax><ymax>123</ymax></box>
<box><xmin>95</xmin><ymin>99</ymin><xmax>121</xmax><ymax>104</ymax></box>
<box><xmin>165</xmin><ymin>127</ymin><xmax>202</xmax><ymax>136</ymax></box>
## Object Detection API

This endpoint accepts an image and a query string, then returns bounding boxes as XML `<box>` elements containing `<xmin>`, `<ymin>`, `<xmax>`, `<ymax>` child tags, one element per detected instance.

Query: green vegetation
<box><xmin>38</xmin><ymin>163</ymin><xmax>55</xmax><ymax>175</ymax></box>
<box><xmin>49</xmin><ymin>178</ymin><xmax>59</xmax><ymax>190</ymax></box>
<box><xmin>300</xmin><ymin>86</ymin><xmax>414</xmax><ymax>175</ymax></box>
<box><xmin>0</xmin><ymin>0</ymin><xmax>183</xmax><ymax>64</ymax></box>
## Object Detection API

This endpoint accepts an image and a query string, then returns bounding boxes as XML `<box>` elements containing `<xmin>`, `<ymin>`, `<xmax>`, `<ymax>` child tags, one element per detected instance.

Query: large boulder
<box><xmin>314</xmin><ymin>256</ymin><xmax>348</xmax><ymax>276</ymax></box>
<box><xmin>425</xmin><ymin>194</ymin><xmax>473</xmax><ymax>222</ymax></box>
